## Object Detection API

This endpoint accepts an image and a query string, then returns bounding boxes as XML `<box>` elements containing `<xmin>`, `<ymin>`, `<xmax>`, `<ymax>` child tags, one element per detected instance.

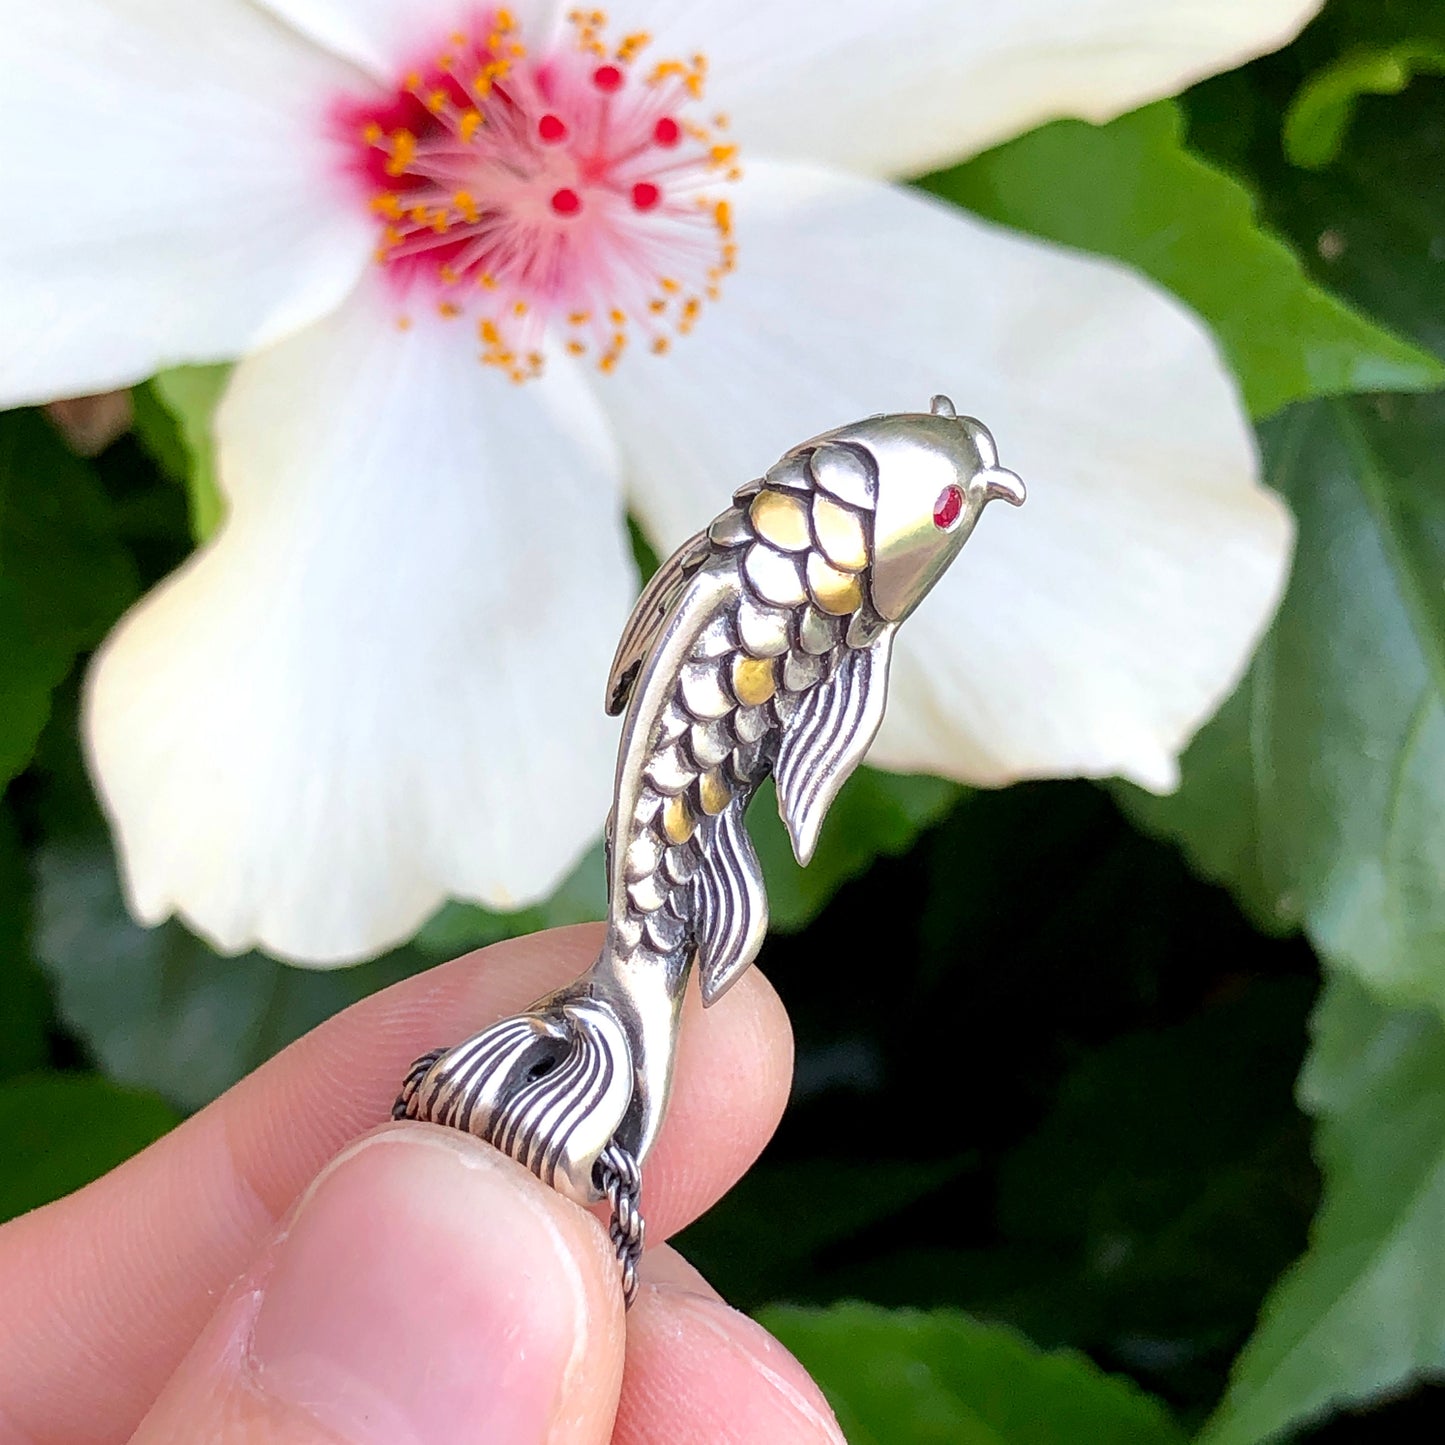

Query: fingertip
<box><xmin>253</xmin><ymin>1124</ymin><xmax>626</xmax><ymax>1442</ymax></box>
<box><xmin>135</xmin><ymin>1124</ymin><xmax>625</xmax><ymax>1444</ymax></box>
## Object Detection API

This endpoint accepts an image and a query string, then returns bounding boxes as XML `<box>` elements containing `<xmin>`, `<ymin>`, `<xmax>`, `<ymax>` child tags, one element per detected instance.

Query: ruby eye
<box><xmin>933</xmin><ymin>484</ymin><xmax>964</xmax><ymax>530</ymax></box>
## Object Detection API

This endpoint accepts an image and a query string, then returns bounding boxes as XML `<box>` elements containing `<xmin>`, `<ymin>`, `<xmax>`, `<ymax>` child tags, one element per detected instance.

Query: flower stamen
<box><xmin>339</xmin><ymin>7</ymin><xmax>739</xmax><ymax>382</ymax></box>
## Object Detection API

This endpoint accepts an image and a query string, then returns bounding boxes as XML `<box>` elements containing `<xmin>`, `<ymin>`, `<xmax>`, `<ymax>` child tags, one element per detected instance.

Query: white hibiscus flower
<box><xmin>0</xmin><ymin>0</ymin><xmax>1310</xmax><ymax>964</ymax></box>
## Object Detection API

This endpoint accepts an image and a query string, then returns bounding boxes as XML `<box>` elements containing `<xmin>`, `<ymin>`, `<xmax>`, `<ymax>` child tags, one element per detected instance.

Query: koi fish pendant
<box><xmin>393</xmin><ymin>396</ymin><xmax>1024</xmax><ymax>1302</ymax></box>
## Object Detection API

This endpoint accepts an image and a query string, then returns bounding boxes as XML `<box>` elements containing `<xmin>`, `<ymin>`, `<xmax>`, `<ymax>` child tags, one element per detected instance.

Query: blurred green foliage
<box><xmin>1282</xmin><ymin>42</ymin><xmax>1445</xmax><ymax>169</ymax></box>
<box><xmin>27</xmin><ymin>689</ymin><xmax>423</xmax><ymax>1109</ymax></box>
<box><xmin>0</xmin><ymin>411</ymin><xmax>136</xmax><ymax>787</ymax></box>
<box><xmin>0</xmin><ymin>807</ymin><xmax>49</xmax><ymax>1081</ymax></box>
<box><xmin>0</xmin><ymin>1073</ymin><xmax>176</xmax><ymax>1220</ymax></box>
<box><xmin>925</xmin><ymin>100</ymin><xmax>1443</xmax><ymax>418</ymax></box>
<box><xmin>1123</xmin><ymin>394</ymin><xmax>1445</xmax><ymax>1011</ymax></box>
<box><xmin>133</xmin><ymin>365</ymin><xmax>230</xmax><ymax>541</ymax></box>
<box><xmin>5</xmin><ymin>1</ymin><xmax>1445</xmax><ymax>1440</ymax></box>
<box><xmin>765</xmin><ymin>1304</ymin><xmax>1188</xmax><ymax>1445</ymax></box>
<box><xmin>1203</xmin><ymin>975</ymin><xmax>1445</xmax><ymax>1443</ymax></box>
<box><xmin>683</xmin><ymin>782</ymin><xmax>1324</xmax><ymax>1425</ymax></box>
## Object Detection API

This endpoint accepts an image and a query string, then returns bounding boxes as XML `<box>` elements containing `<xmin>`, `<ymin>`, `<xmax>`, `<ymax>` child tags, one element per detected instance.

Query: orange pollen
<box><xmin>344</xmin><ymin>7</ymin><xmax>739</xmax><ymax>380</ymax></box>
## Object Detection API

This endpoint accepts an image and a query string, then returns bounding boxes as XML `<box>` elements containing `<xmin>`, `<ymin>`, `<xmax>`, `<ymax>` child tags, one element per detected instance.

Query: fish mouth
<box><xmin>979</xmin><ymin>466</ymin><xmax>1026</xmax><ymax>507</ymax></box>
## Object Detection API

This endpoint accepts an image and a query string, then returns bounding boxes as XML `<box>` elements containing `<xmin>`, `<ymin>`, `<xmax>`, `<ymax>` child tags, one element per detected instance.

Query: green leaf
<box><xmin>0</xmin><ymin>805</ymin><xmax>51</xmax><ymax>1081</ymax></box>
<box><xmin>29</xmin><ymin>724</ymin><xmax>425</xmax><ymax>1109</ymax></box>
<box><xmin>1117</xmin><ymin>684</ymin><xmax>1292</xmax><ymax>937</ymax></box>
<box><xmin>1186</xmin><ymin>59</ymin><xmax>1445</xmax><ymax>367</ymax></box>
<box><xmin>678</xmin><ymin>1155</ymin><xmax>971</xmax><ymax>1307</ymax></box>
<box><xmin>0</xmin><ymin>411</ymin><xmax>137</xmax><ymax>787</ymax></box>
<box><xmin>128</xmin><ymin>381</ymin><xmax>189</xmax><ymax>485</ymax></box>
<box><xmin>760</xmin><ymin>1304</ymin><xmax>1186</xmax><ymax>1445</ymax></box>
<box><xmin>0</xmin><ymin>1072</ymin><xmax>178</xmax><ymax>1222</ymax></box>
<box><xmin>34</xmin><ymin>827</ymin><xmax>425</xmax><ymax>1110</ymax></box>
<box><xmin>1122</xmin><ymin>395</ymin><xmax>1445</xmax><ymax>1016</ymax></box>
<box><xmin>1201</xmin><ymin>974</ymin><xmax>1445</xmax><ymax>1444</ymax></box>
<box><xmin>922</xmin><ymin>101</ymin><xmax>1444</xmax><ymax>418</ymax></box>
<box><xmin>139</xmin><ymin>366</ymin><xmax>230</xmax><ymax>542</ymax></box>
<box><xmin>1284</xmin><ymin>43</ymin><xmax>1445</xmax><ymax>169</ymax></box>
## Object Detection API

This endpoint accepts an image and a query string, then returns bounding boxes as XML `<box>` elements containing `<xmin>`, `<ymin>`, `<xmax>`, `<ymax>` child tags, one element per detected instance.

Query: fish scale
<box><xmin>609</xmin><ymin>458</ymin><xmax>881</xmax><ymax>971</ymax></box>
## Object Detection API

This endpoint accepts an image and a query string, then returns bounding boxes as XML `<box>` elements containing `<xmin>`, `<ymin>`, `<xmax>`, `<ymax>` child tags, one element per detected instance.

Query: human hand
<box><xmin>0</xmin><ymin>925</ymin><xmax>844</xmax><ymax>1444</ymax></box>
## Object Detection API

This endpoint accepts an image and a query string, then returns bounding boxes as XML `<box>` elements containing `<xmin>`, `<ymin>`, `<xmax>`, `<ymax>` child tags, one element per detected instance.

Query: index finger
<box><xmin>0</xmin><ymin>924</ymin><xmax>793</xmax><ymax>1444</ymax></box>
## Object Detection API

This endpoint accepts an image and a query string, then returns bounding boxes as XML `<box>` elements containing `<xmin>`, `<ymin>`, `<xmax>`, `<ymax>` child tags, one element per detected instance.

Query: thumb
<box><xmin>132</xmin><ymin>1125</ymin><xmax>625</xmax><ymax>1444</ymax></box>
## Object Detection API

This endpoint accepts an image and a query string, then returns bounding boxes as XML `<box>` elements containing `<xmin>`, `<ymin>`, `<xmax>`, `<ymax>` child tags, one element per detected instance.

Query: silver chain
<box><xmin>391</xmin><ymin>1048</ymin><xmax>444</xmax><ymax>1121</ymax></box>
<box><xmin>595</xmin><ymin>1141</ymin><xmax>645</xmax><ymax>1308</ymax></box>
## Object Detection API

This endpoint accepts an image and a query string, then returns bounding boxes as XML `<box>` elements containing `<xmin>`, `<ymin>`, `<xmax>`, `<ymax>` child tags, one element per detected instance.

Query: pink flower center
<box><xmin>339</xmin><ymin>8</ymin><xmax>740</xmax><ymax>382</ymax></box>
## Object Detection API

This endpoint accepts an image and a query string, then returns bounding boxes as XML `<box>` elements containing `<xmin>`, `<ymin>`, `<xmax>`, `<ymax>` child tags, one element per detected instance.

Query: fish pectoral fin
<box><xmin>606</xmin><ymin>529</ymin><xmax>710</xmax><ymax>715</ymax></box>
<box><xmin>774</xmin><ymin>631</ymin><xmax>895</xmax><ymax>867</ymax></box>
<box><xmin>691</xmin><ymin>802</ymin><xmax>769</xmax><ymax>1006</ymax></box>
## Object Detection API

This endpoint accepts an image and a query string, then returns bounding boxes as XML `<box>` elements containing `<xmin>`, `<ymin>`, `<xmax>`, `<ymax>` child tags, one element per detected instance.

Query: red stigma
<box><xmin>344</xmin><ymin>11</ymin><xmax>737</xmax><ymax>382</ymax></box>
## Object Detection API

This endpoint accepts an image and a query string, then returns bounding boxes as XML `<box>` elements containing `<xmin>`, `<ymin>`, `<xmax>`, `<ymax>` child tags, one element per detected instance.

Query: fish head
<box><xmin>802</xmin><ymin>394</ymin><xmax>1024</xmax><ymax>623</ymax></box>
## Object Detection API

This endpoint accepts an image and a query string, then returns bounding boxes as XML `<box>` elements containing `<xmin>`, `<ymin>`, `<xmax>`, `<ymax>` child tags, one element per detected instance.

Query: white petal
<box><xmin>600</xmin><ymin>161</ymin><xmax>1292</xmax><ymax>792</ymax></box>
<box><xmin>85</xmin><ymin>276</ymin><xmax>635</xmax><ymax>965</ymax></box>
<box><xmin>621</xmin><ymin>0</ymin><xmax>1321</xmax><ymax>177</ymax></box>
<box><xmin>252</xmin><ymin>0</ymin><xmax>563</xmax><ymax>79</ymax></box>
<box><xmin>0</xmin><ymin>0</ymin><xmax>377</xmax><ymax>405</ymax></box>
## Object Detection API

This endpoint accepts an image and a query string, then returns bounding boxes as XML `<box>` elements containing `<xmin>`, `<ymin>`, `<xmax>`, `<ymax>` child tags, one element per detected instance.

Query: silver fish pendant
<box><xmin>393</xmin><ymin>396</ymin><xmax>1024</xmax><ymax>1302</ymax></box>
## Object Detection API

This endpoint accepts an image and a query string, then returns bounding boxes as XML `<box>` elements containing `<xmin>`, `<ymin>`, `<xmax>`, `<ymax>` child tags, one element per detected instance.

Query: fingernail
<box><xmin>248</xmin><ymin>1127</ymin><xmax>598</xmax><ymax>1445</ymax></box>
<box><xmin>636</xmin><ymin>1246</ymin><xmax>722</xmax><ymax>1299</ymax></box>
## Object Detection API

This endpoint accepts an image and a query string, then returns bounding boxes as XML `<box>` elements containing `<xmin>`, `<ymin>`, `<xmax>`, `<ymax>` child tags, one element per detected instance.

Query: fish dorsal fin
<box><xmin>775</xmin><ymin>631</ymin><xmax>895</xmax><ymax>866</ymax></box>
<box><xmin>605</xmin><ymin>530</ymin><xmax>710</xmax><ymax>716</ymax></box>
<box><xmin>691</xmin><ymin>802</ymin><xmax>769</xmax><ymax>1006</ymax></box>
